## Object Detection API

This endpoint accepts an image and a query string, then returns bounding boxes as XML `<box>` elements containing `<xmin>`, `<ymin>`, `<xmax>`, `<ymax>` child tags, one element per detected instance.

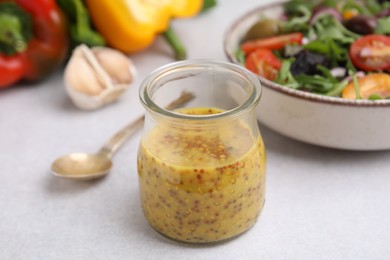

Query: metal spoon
<box><xmin>51</xmin><ymin>92</ymin><xmax>194</xmax><ymax>180</ymax></box>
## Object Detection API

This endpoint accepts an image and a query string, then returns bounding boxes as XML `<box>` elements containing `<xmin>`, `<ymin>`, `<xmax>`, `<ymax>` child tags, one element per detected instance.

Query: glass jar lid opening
<box><xmin>139</xmin><ymin>59</ymin><xmax>262</xmax><ymax>120</ymax></box>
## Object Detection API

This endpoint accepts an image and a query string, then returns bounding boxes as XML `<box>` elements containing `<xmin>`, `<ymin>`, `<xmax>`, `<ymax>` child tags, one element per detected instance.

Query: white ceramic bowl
<box><xmin>224</xmin><ymin>1</ymin><xmax>390</xmax><ymax>151</ymax></box>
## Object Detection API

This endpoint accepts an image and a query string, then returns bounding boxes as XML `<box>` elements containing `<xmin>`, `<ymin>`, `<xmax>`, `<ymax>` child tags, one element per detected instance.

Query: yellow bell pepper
<box><xmin>85</xmin><ymin>0</ymin><xmax>203</xmax><ymax>54</ymax></box>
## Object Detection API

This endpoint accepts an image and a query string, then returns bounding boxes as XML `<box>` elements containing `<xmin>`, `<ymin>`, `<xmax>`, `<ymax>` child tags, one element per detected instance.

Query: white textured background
<box><xmin>1</xmin><ymin>0</ymin><xmax>390</xmax><ymax>259</ymax></box>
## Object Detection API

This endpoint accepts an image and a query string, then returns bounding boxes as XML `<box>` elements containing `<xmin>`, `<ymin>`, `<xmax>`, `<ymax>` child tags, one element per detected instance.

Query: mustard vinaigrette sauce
<box><xmin>137</xmin><ymin>107</ymin><xmax>266</xmax><ymax>243</ymax></box>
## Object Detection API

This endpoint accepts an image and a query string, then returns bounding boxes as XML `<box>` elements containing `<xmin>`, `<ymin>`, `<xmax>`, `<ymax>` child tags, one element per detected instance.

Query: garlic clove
<box><xmin>64</xmin><ymin>44</ymin><xmax>136</xmax><ymax>110</ymax></box>
<box><xmin>64</xmin><ymin>50</ymin><xmax>105</xmax><ymax>96</ymax></box>
<box><xmin>93</xmin><ymin>48</ymin><xmax>136</xmax><ymax>84</ymax></box>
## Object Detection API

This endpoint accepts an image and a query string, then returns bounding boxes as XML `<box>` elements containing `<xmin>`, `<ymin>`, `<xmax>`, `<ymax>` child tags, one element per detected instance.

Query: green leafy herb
<box><xmin>341</xmin><ymin>1</ymin><xmax>370</xmax><ymax>15</ymax></box>
<box><xmin>345</xmin><ymin>54</ymin><xmax>357</xmax><ymax>75</ymax></box>
<box><xmin>294</xmin><ymin>74</ymin><xmax>336</xmax><ymax>93</ymax></box>
<box><xmin>290</xmin><ymin>64</ymin><xmax>349</xmax><ymax>96</ymax></box>
<box><xmin>322</xmin><ymin>0</ymin><xmax>339</xmax><ymax>8</ymax></box>
<box><xmin>352</xmin><ymin>74</ymin><xmax>362</xmax><ymax>100</ymax></box>
<box><xmin>304</xmin><ymin>39</ymin><xmax>345</xmax><ymax>67</ymax></box>
<box><xmin>284</xmin><ymin>0</ymin><xmax>320</xmax><ymax>14</ymax></box>
<box><xmin>281</xmin><ymin>5</ymin><xmax>311</xmax><ymax>33</ymax></box>
<box><xmin>310</xmin><ymin>16</ymin><xmax>359</xmax><ymax>43</ymax></box>
<box><xmin>365</xmin><ymin>1</ymin><xmax>382</xmax><ymax>15</ymax></box>
<box><xmin>275</xmin><ymin>58</ymin><xmax>300</xmax><ymax>89</ymax></box>
<box><xmin>275</xmin><ymin>55</ymin><xmax>349</xmax><ymax>96</ymax></box>
<box><xmin>303</xmin><ymin>16</ymin><xmax>359</xmax><ymax>67</ymax></box>
<box><xmin>235</xmin><ymin>48</ymin><xmax>245</xmax><ymax>65</ymax></box>
<box><xmin>324</xmin><ymin>80</ymin><xmax>348</xmax><ymax>97</ymax></box>
<box><xmin>375</xmin><ymin>17</ymin><xmax>390</xmax><ymax>35</ymax></box>
<box><xmin>316</xmin><ymin>65</ymin><xmax>337</xmax><ymax>82</ymax></box>
<box><xmin>368</xmin><ymin>94</ymin><xmax>382</xmax><ymax>100</ymax></box>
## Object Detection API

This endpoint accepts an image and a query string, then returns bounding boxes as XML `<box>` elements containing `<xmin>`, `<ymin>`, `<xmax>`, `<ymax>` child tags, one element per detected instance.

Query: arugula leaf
<box><xmin>352</xmin><ymin>74</ymin><xmax>362</xmax><ymax>100</ymax></box>
<box><xmin>365</xmin><ymin>1</ymin><xmax>382</xmax><ymax>15</ymax></box>
<box><xmin>310</xmin><ymin>16</ymin><xmax>359</xmax><ymax>42</ymax></box>
<box><xmin>275</xmin><ymin>59</ymin><xmax>300</xmax><ymax>89</ymax></box>
<box><xmin>281</xmin><ymin>5</ymin><xmax>311</xmax><ymax>33</ymax></box>
<box><xmin>345</xmin><ymin>54</ymin><xmax>357</xmax><ymax>75</ymax></box>
<box><xmin>275</xmin><ymin>58</ymin><xmax>349</xmax><ymax>96</ymax></box>
<box><xmin>284</xmin><ymin>0</ymin><xmax>320</xmax><ymax>14</ymax></box>
<box><xmin>234</xmin><ymin>48</ymin><xmax>245</xmax><ymax>65</ymax></box>
<box><xmin>294</xmin><ymin>65</ymin><xmax>346</xmax><ymax>95</ymax></box>
<box><xmin>294</xmin><ymin>74</ymin><xmax>336</xmax><ymax>93</ymax></box>
<box><xmin>325</xmin><ymin>80</ymin><xmax>348</xmax><ymax>97</ymax></box>
<box><xmin>304</xmin><ymin>39</ymin><xmax>347</xmax><ymax>67</ymax></box>
<box><xmin>375</xmin><ymin>17</ymin><xmax>390</xmax><ymax>35</ymax></box>
<box><xmin>369</xmin><ymin>94</ymin><xmax>382</xmax><ymax>100</ymax></box>
<box><xmin>322</xmin><ymin>0</ymin><xmax>339</xmax><ymax>8</ymax></box>
<box><xmin>316</xmin><ymin>65</ymin><xmax>337</xmax><ymax>83</ymax></box>
<box><xmin>341</xmin><ymin>1</ymin><xmax>371</xmax><ymax>15</ymax></box>
<box><xmin>303</xmin><ymin>16</ymin><xmax>359</xmax><ymax>67</ymax></box>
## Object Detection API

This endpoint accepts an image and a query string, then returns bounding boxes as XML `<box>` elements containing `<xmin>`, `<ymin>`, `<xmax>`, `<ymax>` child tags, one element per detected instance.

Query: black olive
<box><xmin>290</xmin><ymin>50</ymin><xmax>328</xmax><ymax>76</ymax></box>
<box><xmin>344</xmin><ymin>15</ymin><xmax>378</xmax><ymax>35</ymax></box>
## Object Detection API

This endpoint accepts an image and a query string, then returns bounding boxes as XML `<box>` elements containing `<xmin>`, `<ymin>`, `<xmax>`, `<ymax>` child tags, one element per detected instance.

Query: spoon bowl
<box><xmin>51</xmin><ymin>152</ymin><xmax>112</xmax><ymax>180</ymax></box>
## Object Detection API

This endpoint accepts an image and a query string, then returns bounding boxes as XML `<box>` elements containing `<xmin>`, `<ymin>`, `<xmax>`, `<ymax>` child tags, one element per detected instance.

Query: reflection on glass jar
<box><xmin>138</xmin><ymin>60</ymin><xmax>266</xmax><ymax>243</ymax></box>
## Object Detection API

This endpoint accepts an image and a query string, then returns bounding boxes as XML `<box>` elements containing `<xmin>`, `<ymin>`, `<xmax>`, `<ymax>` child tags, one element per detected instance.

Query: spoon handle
<box><xmin>99</xmin><ymin>115</ymin><xmax>144</xmax><ymax>157</ymax></box>
<box><xmin>99</xmin><ymin>91</ymin><xmax>194</xmax><ymax>158</ymax></box>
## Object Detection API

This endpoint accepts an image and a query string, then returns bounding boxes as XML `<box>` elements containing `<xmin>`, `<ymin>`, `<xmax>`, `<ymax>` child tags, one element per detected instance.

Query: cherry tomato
<box><xmin>342</xmin><ymin>73</ymin><xmax>390</xmax><ymax>99</ymax></box>
<box><xmin>241</xmin><ymin>32</ymin><xmax>303</xmax><ymax>55</ymax></box>
<box><xmin>245</xmin><ymin>48</ymin><xmax>282</xmax><ymax>81</ymax></box>
<box><xmin>349</xmin><ymin>35</ymin><xmax>390</xmax><ymax>71</ymax></box>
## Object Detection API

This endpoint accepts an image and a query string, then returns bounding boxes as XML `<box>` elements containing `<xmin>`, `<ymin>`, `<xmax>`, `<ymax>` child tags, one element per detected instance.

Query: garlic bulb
<box><xmin>64</xmin><ymin>44</ymin><xmax>136</xmax><ymax>110</ymax></box>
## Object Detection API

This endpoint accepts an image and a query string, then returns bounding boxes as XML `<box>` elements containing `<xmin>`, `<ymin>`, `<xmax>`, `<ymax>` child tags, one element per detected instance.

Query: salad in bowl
<box><xmin>236</xmin><ymin>0</ymin><xmax>390</xmax><ymax>100</ymax></box>
<box><xmin>224</xmin><ymin>0</ymin><xmax>390</xmax><ymax>150</ymax></box>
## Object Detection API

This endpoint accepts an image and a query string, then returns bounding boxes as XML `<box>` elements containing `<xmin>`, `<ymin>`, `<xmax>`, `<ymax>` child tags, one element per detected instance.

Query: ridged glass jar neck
<box><xmin>139</xmin><ymin>60</ymin><xmax>262</xmax><ymax>124</ymax></box>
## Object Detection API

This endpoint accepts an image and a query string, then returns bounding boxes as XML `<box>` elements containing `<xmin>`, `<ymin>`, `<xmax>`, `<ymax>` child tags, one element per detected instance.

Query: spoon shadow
<box><xmin>44</xmin><ymin>171</ymin><xmax>106</xmax><ymax>194</ymax></box>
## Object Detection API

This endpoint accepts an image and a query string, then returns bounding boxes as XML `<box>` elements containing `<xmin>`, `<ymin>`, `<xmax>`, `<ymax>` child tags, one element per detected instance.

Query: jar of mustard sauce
<box><xmin>138</xmin><ymin>60</ymin><xmax>266</xmax><ymax>243</ymax></box>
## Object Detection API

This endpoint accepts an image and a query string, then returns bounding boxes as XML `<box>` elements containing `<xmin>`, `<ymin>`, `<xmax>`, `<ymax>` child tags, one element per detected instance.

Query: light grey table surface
<box><xmin>1</xmin><ymin>0</ymin><xmax>390</xmax><ymax>259</ymax></box>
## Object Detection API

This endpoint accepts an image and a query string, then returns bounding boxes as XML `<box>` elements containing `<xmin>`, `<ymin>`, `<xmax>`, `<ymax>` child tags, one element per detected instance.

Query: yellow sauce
<box><xmin>137</xmin><ymin>107</ymin><xmax>266</xmax><ymax>243</ymax></box>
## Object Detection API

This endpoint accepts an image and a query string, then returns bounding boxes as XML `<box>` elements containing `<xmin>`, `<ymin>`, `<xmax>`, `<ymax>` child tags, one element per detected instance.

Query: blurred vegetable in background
<box><xmin>0</xmin><ymin>0</ymin><xmax>68</xmax><ymax>88</ymax></box>
<box><xmin>0</xmin><ymin>0</ymin><xmax>217</xmax><ymax>89</ymax></box>
<box><xmin>84</xmin><ymin>0</ymin><xmax>214</xmax><ymax>60</ymax></box>
<box><xmin>57</xmin><ymin>0</ymin><xmax>105</xmax><ymax>50</ymax></box>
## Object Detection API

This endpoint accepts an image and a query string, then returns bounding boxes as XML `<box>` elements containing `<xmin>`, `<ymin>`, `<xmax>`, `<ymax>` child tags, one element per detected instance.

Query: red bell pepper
<box><xmin>0</xmin><ymin>0</ymin><xmax>68</xmax><ymax>88</ymax></box>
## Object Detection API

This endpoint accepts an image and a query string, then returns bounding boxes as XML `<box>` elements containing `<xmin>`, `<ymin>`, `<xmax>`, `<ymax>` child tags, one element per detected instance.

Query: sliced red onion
<box><xmin>310</xmin><ymin>7</ymin><xmax>342</xmax><ymax>25</ymax></box>
<box><xmin>330</xmin><ymin>67</ymin><xmax>346</xmax><ymax>78</ymax></box>
<box><xmin>302</xmin><ymin>37</ymin><xmax>310</xmax><ymax>45</ymax></box>
<box><xmin>280</xmin><ymin>13</ymin><xmax>288</xmax><ymax>21</ymax></box>
<box><xmin>377</xmin><ymin>8</ymin><xmax>390</xmax><ymax>18</ymax></box>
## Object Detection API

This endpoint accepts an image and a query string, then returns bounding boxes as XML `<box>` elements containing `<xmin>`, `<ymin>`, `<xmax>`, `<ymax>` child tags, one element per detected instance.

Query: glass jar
<box><xmin>137</xmin><ymin>60</ymin><xmax>266</xmax><ymax>243</ymax></box>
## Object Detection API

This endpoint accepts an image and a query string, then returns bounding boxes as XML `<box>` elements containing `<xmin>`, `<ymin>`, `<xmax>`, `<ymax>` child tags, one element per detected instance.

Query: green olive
<box><xmin>243</xmin><ymin>19</ymin><xmax>281</xmax><ymax>41</ymax></box>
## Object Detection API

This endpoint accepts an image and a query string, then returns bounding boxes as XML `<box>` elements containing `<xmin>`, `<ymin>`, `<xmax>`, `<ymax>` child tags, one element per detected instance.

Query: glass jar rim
<box><xmin>139</xmin><ymin>59</ymin><xmax>262</xmax><ymax>120</ymax></box>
